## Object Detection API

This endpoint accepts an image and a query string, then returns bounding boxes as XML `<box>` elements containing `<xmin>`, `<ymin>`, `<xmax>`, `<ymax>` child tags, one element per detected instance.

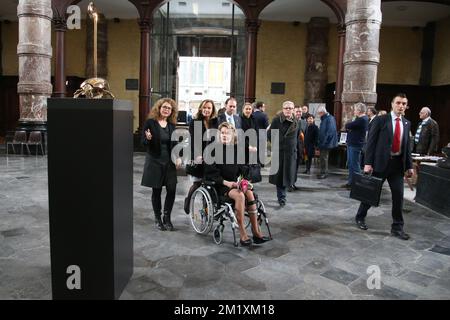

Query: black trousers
<box><xmin>152</xmin><ymin>185</ymin><xmax>176</xmax><ymax>216</ymax></box>
<box><xmin>356</xmin><ymin>156</ymin><xmax>405</xmax><ymax>231</ymax></box>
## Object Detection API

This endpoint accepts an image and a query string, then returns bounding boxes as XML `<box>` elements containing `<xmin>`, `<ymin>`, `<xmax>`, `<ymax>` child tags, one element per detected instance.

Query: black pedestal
<box><xmin>329</xmin><ymin>145</ymin><xmax>347</xmax><ymax>169</ymax></box>
<box><xmin>47</xmin><ymin>98</ymin><xmax>133</xmax><ymax>299</ymax></box>
<box><xmin>416</xmin><ymin>164</ymin><xmax>450</xmax><ymax>217</ymax></box>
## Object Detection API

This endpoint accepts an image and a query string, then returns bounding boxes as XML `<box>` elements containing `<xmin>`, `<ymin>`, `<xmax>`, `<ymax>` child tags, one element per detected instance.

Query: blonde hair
<box><xmin>148</xmin><ymin>98</ymin><xmax>178</xmax><ymax>124</ymax></box>
<box><xmin>218</xmin><ymin>122</ymin><xmax>237</xmax><ymax>144</ymax></box>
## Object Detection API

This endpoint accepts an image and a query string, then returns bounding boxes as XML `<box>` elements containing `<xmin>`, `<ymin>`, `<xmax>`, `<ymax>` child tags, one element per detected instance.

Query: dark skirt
<box><xmin>141</xmin><ymin>154</ymin><xmax>177</xmax><ymax>188</ymax></box>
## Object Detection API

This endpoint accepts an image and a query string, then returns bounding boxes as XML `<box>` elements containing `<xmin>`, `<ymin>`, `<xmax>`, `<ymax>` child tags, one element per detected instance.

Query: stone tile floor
<box><xmin>1</xmin><ymin>153</ymin><xmax>450</xmax><ymax>300</ymax></box>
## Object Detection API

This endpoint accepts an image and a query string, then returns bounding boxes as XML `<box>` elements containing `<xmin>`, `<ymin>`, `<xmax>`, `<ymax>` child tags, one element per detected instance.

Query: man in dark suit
<box><xmin>414</xmin><ymin>107</ymin><xmax>440</xmax><ymax>155</ymax></box>
<box><xmin>217</xmin><ymin>97</ymin><xmax>241</xmax><ymax>129</ymax></box>
<box><xmin>360</xmin><ymin>107</ymin><xmax>378</xmax><ymax>169</ymax></box>
<box><xmin>355</xmin><ymin>93</ymin><xmax>414</xmax><ymax>240</ymax></box>
<box><xmin>252</xmin><ymin>101</ymin><xmax>269</xmax><ymax>130</ymax></box>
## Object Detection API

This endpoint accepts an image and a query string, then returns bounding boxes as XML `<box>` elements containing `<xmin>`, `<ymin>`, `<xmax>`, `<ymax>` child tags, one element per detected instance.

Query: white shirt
<box><xmin>390</xmin><ymin>111</ymin><xmax>403</xmax><ymax>156</ymax></box>
<box><xmin>226</xmin><ymin>113</ymin><xmax>235</xmax><ymax>127</ymax></box>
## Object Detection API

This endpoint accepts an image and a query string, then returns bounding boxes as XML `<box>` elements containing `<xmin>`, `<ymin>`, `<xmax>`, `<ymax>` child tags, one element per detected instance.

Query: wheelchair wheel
<box><xmin>190</xmin><ymin>187</ymin><xmax>214</xmax><ymax>235</ymax></box>
<box><xmin>213</xmin><ymin>224</ymin><xmax>224</xmax><ymax>245</ymax></box>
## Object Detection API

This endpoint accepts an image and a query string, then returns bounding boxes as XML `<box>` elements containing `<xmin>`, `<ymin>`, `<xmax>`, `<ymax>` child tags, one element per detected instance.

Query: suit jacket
<box><xmin>217</xmin><ymin>112</ymin><xmax>242</xmax><ymax>129</ymax></box>
<box><xmin>415</xmin><ymin>117</ymin><xmax>439</xmax><ymax>155</ymax></box>
<box><xmin>364</xmin><ymin>113</ymin><xmax>413</xmax><ymax>175</ymax></box>
<box><xmin>252</xmin><ymin>110</ymin><xmax>269</xmax><ymax>130</ymax></box>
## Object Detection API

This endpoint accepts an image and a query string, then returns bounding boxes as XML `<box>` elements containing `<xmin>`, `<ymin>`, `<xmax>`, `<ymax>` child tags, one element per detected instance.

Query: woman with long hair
<box><xmin>183</xmin><ymin>99</ymin><xmax>219</xmax><ymax>214</ymax></box>
<box><xmin>204</xmin><ymin>122</ymin><xmax>270</xmax><ymax>246</ymax></box>
<box><xmin>141</xmin><ymin>98</ymin><xmax>181</xmax><ymax>231</ymax></box>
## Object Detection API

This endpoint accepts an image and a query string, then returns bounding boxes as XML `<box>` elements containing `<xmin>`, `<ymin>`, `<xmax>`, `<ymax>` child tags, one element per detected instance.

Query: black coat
<box><xmin>203</xmin><ymin>144</ymin><xmax>247</xmax><ymax>195</ymax></box>
<box><xmin>304</xmin><ymin>123</ymin><xmax>319</xmax><ymax>154</ymax></box>
<box><xmin>364</xmin><ymin>113</ymin><xmax>413</xmax><ymax>176</ymax></box>
<box><xmin>268</xmin><ymin>114</ymin><xmax>300</xmax><ymax>187</ymax></box>
<box><xmin>252</xmin><ymin>110</ymin><xmax>269</xmax><ymax>130</ymax></box>
<box><xmin>141</xmin><ymin>118</ymin><xmax>178</xmax><ymax>157</ymax></box>
<box><xmin>187</xmin><ymin>117</ymin><xmax>219</xmax><ymax>177</ymax></box>
<box><xmin>188</xmin><ymin>118</ymin><xmax>219</xmax><ymax>160</ymax></box>
<box><xmin>141</xmin><ymin>118</ymin><xmax>178</xmax><ymax>188</ymax></box>
<box><xmin>414</xmin><ymin>117</ymin><xmax>439</xmax><ymax>155</ymax></box>
<box><xmin>240</xmin><ymin>114</ymin><xmax>259</xmax><ymax>164</ymax></box>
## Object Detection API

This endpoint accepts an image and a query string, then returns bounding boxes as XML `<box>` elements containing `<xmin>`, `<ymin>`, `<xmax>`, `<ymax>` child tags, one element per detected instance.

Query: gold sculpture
<box><xmin>74</xmin><ymin>2</ymin><xmax>114</xmax><ymax>99</ymax></box>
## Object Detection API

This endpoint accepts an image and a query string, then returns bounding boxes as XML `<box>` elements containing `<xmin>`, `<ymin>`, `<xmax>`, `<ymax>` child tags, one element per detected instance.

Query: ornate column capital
<box><xmin>138</xmin><ymin>18</ymin><xmax>153</xmax><ymax>33</ymax></box>
<box><xmin>337</xmin><ymin>25</ymin><xmax>346</xmax><ymax>38</ymax></box>
<box><xmin>245</xmin><ymin>19</ymin><xmax>261</xmax><ymax>34</ymax></box>
<box><xmin>53</xmin><ymin>17</ymin><xmax>67</xmax><ymax>32</ymax></box>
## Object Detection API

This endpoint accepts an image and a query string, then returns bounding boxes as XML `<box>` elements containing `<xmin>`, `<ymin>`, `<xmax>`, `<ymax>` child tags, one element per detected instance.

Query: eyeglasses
<box><xmin>161</xmin><ymin>105</ymin><xmax>172</xmax><ymax>110</ymax></box>
<box><xmin>283</xmin><ymin>107</ymin><xmax>294</xmax><ymax>110</ymax></box>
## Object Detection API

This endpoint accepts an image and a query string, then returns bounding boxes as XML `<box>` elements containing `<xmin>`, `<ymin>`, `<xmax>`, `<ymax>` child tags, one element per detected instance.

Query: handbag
<box><xmin>245</xmin><ymin>164</ymin><xmax>262</xmax><ymax>183</ymax></box>
<box><xmin>350</xmin><ymin>172</ymin><xmax>383</xmax><ymax>207</ymax></box>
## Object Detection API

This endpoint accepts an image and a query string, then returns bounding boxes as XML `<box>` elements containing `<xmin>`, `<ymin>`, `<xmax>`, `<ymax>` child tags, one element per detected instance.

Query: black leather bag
<box><xmin>245</xmin><ymin>164</ymin><xmax>262</xmax><ymax>183</ymax></box>
<box><xmin>350</xmin><ymin>172</ymin><xmax>383</xmax><ymax>207</ymax></box>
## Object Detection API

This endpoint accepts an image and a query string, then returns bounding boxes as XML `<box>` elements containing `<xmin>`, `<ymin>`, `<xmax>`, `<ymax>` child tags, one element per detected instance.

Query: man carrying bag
<box><xmin>354</xmin><ymin>94</ymin><xmax>414</xmax><ymax>240</ymax></box>
<box><xmin>350</xmin><ymin>172</ymin><xmax>383</xmax><ymax>207</ymax></box>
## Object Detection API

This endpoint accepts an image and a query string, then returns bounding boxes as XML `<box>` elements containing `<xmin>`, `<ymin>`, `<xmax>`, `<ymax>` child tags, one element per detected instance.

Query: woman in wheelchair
<box><xmin>204</xmin><ymin>122</ymin><xmax>270</xmax><ymax>246</ymax></box>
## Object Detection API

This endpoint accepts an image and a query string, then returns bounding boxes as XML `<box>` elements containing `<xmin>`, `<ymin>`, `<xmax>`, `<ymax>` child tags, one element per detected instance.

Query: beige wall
<box><xmin>378</xmin><ymin>26</ymin><xmax>423</xmax><ymax>85</ymax></box>
<box><xmin>255</xmin><ymin>21</ymin><xmax>307</xmax><ymax>120</ymax></box>
<box><xmin>2</xmin><ymin>22</ymin><xmax>18</xmax><ymax>76</ymax></box>
<box><xmin>64</xmin><ymin>20</ymin><xmax>87</xmax><ymax>77</ymax></box>
<box><xmin>432</xmin><ymin>16</ymin><xmax>450</xmax><ymax>86</ymax></box>
<box><xmin>107</xmin><ymin>20</ymin><xmax>140</xmax><ymax>131</ymax></box>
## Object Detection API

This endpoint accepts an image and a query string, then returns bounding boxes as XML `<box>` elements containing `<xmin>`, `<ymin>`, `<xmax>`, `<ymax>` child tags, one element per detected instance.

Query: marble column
<box><xmin>244</xmin><ymin>18</ymin><xmax>260</xmax><ymax>103</ymax></box>
<box><xmin>304</xmin><ymin>17</ymin><xmax>329</xmax><ymax>104</ymax></box>
<box><xmin>17</xmin><ymin>0</ymin><xmax>53</xmax><ymax>127</ymax></box>
<box><xmin>341</xmin><ymin>0</ymin><xmax>381</xmax><ymax>128</ymax></box>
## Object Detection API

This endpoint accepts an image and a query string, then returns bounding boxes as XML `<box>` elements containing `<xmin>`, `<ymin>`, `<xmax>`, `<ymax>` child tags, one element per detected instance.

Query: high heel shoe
<box><xmin>240</xmin><ymin>238</ymin><xmax>252</xmax><ymax>246</ymax></box>
<box><xmin>252</xmin><ymin>235</ymin><xmax>270</xmax><ymax>244</ymax></box>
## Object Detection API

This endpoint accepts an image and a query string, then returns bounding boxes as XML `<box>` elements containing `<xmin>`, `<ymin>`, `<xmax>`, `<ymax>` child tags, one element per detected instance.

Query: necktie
<box><xmin>392</xmin><ymin>118</ymin><xmax>401</xmax><ymax>153</ymax></box>
<box><xmin>228</xmin><ymin>115</ymin><xmax>235</xmax><ymax>127</ymax></box>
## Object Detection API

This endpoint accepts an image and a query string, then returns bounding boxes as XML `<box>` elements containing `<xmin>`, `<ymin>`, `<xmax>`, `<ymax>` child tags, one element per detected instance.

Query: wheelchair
<box><xmin>188</xmin><ymin>180</ymin><xmax>272</xmax><ymax>247</ymax></box>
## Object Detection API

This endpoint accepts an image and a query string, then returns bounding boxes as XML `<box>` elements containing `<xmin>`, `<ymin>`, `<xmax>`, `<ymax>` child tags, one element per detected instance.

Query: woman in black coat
<box><xmin>304</xmin><ymin>114</ymin><xmax>319</xmax><ymax>174</ymax></box>
<box><xmin>204</xmin><ymin>122</ymin><xmax>270</xmax><ymax>246</ymax></box>
<box><xmin>239</xmin><ymin>102</ymin><xmax>259</xmax><ymax>165</ymax></box>
<box><xmin>141</xmin><ymin>98</ymin><xmax>181</xmax><ymax>231</ymax></box>
<box><xmin>184</xmin><ymin>99</ymin><xmax>219</xmax><ymax>214</ymax></box>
